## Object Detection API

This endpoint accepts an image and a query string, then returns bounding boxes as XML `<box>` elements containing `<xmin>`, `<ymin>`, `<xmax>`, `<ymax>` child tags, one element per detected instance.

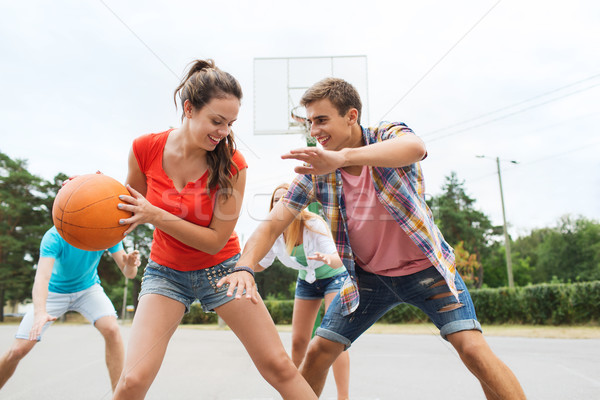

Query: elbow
<box><xmin>204</xmin><ymin>247</ymin><xmax>220</xmax><ymax>256</ymax></box>
<box><xmin>414</xmin><ymin>139</ymin><xmax>427</xmax><ymax>161</ymax></box>
<box><xmin>203</xmin><ymin>240</ymin><xmax>229</xmax><ymax>256</ymax></box>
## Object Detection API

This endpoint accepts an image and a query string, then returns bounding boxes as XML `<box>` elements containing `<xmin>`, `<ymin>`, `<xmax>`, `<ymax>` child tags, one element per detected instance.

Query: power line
<box><xmin>469</xmin><ymin>139</ymin><xmax>600</xmax><ymax>183</ymax></box>
<box><xmin>426</xmin><ymin>82</ymin><xmax>600</xmax><ymax>142</ymax></box>
<box><xmin>378</xmin><ymin>0</ymin><xmax>503</xmax><ymax>121</ymax></box>
<box><xmin>98</xmin><ymin>0</ymin><xmax>179</xmax><ymax>79</ymax></box>
<box><xmin>423</xmin><ymin>72</ymin><xmax>600</xmax><ymax>137</ymax></box>
<box><xmin>518</xmin><ymin>139</ymin><xmax>600</xmax><ymax>168</ymax></box>
<box><xmin>98</xmin><ymin>0</ymin><xmax>261</xmax><ymax>159</ymax></box>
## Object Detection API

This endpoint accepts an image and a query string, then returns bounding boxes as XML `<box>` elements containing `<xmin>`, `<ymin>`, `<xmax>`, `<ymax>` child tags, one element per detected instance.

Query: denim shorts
<box><xmin>16</xmin><ymin>283</ymin><xmax>117</xmax><ymax>341</ymax></box>
<box><xmin>139</xmin><ymin>254</ymin><xmax>240</xmax><ymax>313</ymax></box>
<box><xmin>316</xmin><ymin>266</ymin><xmax>481</xmax><ymax>349</ymax></box>
<box><xmin>295</xmin><ymin>271</ymin><xmax>349</xmax><ymax>300</ymax></box>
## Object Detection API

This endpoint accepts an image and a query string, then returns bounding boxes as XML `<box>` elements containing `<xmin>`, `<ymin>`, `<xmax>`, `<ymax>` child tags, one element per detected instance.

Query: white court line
<box><xmin>559</xmin><ymin>364</ymin><xmax>600</xmax><ymax>387</ymax></box>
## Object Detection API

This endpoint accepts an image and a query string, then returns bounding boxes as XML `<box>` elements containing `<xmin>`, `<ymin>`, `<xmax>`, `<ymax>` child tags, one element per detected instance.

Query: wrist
<box><xmin>232</xmin><ymin>266</ymin><xmax>255</xmax><ymax>278</ymax></box>
<box><xmin>149</xmin><ymin>205</ymin><xmax>163</xmax><ymax>226</ymax></box>
<box><xmin>339</xmin><ymin>147</ymin><xmax>353</xmax><ymax>168</ymax></box>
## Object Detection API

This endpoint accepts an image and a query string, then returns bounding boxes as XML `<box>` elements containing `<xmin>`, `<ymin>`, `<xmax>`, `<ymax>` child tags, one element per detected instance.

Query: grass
<box><xmin>362</xmin><ymin>323</ymin><xmax>600</xmax><ymax>339</ymax></box>
<box><xmin>178</xmin><ymin>322</ymin><xmax>600</xmax><ymax>339</ymax></box>
<box><xmin>4</xmin><ymin>314</ymin><xmax>599</xmax><ymax>339</ymax></box>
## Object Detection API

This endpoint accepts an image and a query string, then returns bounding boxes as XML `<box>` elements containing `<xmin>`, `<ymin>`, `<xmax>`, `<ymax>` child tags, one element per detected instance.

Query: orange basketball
<box><xmin>52</xmin><ymin>174</ymin><xmax>132</xmax><ymax>251</ymax></box>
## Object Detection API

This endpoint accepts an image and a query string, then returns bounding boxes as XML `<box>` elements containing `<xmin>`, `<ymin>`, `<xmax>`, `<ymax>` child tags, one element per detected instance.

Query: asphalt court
<box><xmin>1</xmin><ymin>323</ymin><xmax>599</xmax><ymax>399</ymax></box>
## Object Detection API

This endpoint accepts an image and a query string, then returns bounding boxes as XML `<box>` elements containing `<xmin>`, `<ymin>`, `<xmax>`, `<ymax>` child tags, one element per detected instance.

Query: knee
<box><xmin>5</xmin><ymin>342</ymin><xmax>33</xmax><ymax>362</ymax></box>
<box><xmin>97</xmin><ymin>322</ymin><xmax>121</xmax><ymax>343</ymax></box>
<box><xmin>260</xmin><ymin>351</ymin><xmax>299</xmax><ymax>384</ymax></box>
<box><xmin>453</xmin><ymin>334</ymin><xmax>491</xmax><ymax>365</ymax></box>
<box><xmin>305</xmin><ymin>337</ymin><xmax>342</xmax><ymax>367</ymax></box>
<box><xmin>291</xmin><ymin>335</ymin><xmax>310</xmax><ymax>354</ymax></box>
<box><xmin>115</xmin><ymin>371</ymin><xmax>146</xmax><ymax>397</ymax></box>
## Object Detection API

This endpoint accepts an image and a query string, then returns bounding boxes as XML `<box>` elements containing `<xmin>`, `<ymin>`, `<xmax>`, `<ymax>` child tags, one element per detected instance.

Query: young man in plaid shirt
<box><xmin>219</xmin><ymin>78</ymin><xmax>525</xmax><ymax>399</ymax></box>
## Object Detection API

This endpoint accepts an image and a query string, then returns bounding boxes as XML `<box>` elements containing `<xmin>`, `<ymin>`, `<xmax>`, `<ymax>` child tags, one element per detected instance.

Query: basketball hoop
<box><xmin>253</xmin><ymin>55</ymin><xmax>368</xmax><ymax>148</ymax></box>
<box><xmin>291</xmin><ymin>106</ymin><xmax>316</xmax><ymax>146</ymax></box>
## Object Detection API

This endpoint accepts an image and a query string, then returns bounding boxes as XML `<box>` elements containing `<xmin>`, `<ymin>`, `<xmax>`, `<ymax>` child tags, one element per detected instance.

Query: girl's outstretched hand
<box><xmin>307</xmin><ymin>251</ymin><xmax>333</xmax><ymax>265</ymax></box>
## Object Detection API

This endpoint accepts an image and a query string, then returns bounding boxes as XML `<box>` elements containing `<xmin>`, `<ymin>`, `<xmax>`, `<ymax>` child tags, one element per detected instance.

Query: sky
<box><xmin>1</xmin><ymin>0</ymin><xmax>599</xmax><ymax>243</ymax></box>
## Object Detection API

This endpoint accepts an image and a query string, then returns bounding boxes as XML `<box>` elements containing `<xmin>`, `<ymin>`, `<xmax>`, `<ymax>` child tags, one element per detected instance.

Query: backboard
<box><xmin>253</xmin><ymin>56</ymin><xmax>369</xmax><ymax>140</ymax></box>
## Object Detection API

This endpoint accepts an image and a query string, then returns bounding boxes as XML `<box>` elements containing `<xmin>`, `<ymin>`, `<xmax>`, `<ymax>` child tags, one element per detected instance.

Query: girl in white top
<box><xmin>256</xmin><ymin>183</ymin><xmax>350</xmax><ymax>400</ymax></box>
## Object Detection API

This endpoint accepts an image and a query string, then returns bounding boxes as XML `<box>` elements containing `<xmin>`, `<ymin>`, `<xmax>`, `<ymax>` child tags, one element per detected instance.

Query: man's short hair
<box><xmin>300</xmin><ymin>77</ymin><xmax>362</xmax><ymax>124</ymax></box>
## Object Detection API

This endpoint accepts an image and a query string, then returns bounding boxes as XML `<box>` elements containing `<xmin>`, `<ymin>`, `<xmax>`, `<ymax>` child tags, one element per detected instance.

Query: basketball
<box><xmin>52</xmin><ymin>174</ymin><xmax>132</xmax><ymax>251</ymax></box>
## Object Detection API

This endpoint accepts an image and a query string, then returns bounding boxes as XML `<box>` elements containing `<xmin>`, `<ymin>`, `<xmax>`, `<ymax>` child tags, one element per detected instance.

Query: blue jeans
<box><xmin>316</xmin><ymin>266</ymin><xmax>481</xmax><ymax>349</ymax></box>
<box><xmin>295</xmin><ymin>271</ymin><xmax>349</xmax><ymax>300</ymax></box>
<box><xmin>139</xmin><ymin>254</ymin><xmax>240</xmax><ymax>313</ymax></box>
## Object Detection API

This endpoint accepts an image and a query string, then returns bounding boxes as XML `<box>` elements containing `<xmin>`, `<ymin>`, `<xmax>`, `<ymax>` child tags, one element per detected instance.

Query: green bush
<box><xmin>472</xmin><ymin>281</ymin><xmax>600</xmax><ymax>325</ymax></box>
<box><xmin>377</xmin><ymin>304</ymin><xmax>427</xmax><ymax>323</ymax></box>
<box><xmin>179</xmin><ymin>281</ymin><xmax>600</xmax><ymax>326</ymax></box>
<box><xmin>263</xmin><ymin>300</ymin><xmax>295</xmax><ymax>324</ymax></box>
<box><xmin>181</xmin><ymin>303</ymin><xmax>218</xmax><ymax>324</ymax></box>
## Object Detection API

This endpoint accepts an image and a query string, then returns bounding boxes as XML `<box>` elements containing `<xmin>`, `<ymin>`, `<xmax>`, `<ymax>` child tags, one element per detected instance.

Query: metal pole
<box><xmin>121</xmin><ymin>277</ymin><xmax>128</xmax><ymax>323</ymax></box>
<box><xmin>496</xmin><ymin>157</ymin><xmax>514</xmax><ymax>288</ymax></box>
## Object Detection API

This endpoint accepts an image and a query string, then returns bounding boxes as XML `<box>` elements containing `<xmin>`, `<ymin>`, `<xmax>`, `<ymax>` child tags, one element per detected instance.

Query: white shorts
<box><xmin>15</xmin><ymin>283</ymin><xmax>117</xmax><ymax>341</ymax></box>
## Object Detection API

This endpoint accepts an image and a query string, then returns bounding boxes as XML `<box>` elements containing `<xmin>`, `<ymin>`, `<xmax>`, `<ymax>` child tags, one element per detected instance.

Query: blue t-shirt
<box><xmin>40</xmin><ymin>227</ymin><xmax>123</xmax><ymax>294</ymax></box>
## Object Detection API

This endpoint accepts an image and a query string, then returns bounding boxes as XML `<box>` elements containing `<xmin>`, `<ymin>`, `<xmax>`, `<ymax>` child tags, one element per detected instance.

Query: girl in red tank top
<box><xmin>113</xmin><ymin>60</ymin><xmax>317</xmax><ymax>400</ymax></box>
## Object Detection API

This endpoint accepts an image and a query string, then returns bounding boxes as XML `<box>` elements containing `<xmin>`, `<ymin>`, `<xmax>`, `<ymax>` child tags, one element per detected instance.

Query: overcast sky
<box><xmin>1</xmin><ymin>0</ymin><xmax>599</xmax><ymax>243</ymax></box>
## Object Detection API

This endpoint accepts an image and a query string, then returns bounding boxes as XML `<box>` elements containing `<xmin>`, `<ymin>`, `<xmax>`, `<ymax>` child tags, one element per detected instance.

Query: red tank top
<box><xmin>133</xmin><ymin>130</ymin><xmax>247</xmax><ymax>271</ymax></box>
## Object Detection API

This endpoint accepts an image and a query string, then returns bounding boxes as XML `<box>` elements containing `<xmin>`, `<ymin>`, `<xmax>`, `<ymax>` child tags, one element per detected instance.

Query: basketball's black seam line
<box><xmin>61</xmin><ymin>195</ymin><xmax>121</xmax><ymax>213</ymax></box>
<box><xmin>57</xmin><ymin>174</ymin><xmax>96</xmax><ymax>229</ymax></box>
<box><xmin>58</xmin><ymin>222</ymin><xmax>124</xmax><ymax>230</ymax></box>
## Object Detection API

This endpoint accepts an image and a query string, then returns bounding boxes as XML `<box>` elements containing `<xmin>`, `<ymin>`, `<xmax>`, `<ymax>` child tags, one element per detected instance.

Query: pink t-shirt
<box><xmin>340</xmin><ymin>166</ymin><xmax>432</xmax><ymax>276</ymax></box>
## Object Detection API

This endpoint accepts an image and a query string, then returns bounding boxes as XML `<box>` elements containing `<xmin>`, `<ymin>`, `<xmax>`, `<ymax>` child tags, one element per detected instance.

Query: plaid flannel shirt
<box><xmin>282</xmin><ymin>122</ymin><xmax>457</xmax><ymax>315</ymax></box>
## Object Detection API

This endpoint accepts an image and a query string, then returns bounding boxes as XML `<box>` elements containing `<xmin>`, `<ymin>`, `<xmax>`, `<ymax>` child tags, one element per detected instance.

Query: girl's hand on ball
<box><xmin>118</xmin><ymin>185</ymin><xmax>159</xmax><ymax>235</ymax></box>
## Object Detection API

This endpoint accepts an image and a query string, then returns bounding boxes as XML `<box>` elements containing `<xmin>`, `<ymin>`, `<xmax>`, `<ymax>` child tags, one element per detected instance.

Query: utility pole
<box><xmin>121</xmin><ymin>277</ymin><xmax>128</xmax><ymax>323</ymax></box>
<box><xmin>477</xmin><ymin>155</ymin><xmax>518</xmax><ymax>288</ymax></box>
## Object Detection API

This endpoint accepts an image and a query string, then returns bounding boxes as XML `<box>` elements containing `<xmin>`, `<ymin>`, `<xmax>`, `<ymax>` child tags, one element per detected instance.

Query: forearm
<box><xmin>152</xmin><ymin>211</ymin><xmax>232</xmax><ymax>254</ymax></box>
<box><xmin>31</xmin><ymin>257</ymin><xmax>54</xmax><ymax>315</ymax></box>
<box><xmin>32</xmin><ymin>280</ymin><xmax>49</xmax><ymax>315</ymax></box>
<box><xmin>340</xmin><ymin>136</ymin><xmax>426</xmax><ymax>168</ymax></box>
<box><xmin>122</xmin><ymin>264</ymin><xmax>138</xmax><ymax>279</ymax></box>
<box><xmin>326</xmin><ymin>253</ymin><xmax>344</xmax><ymax>269</ymax></box>
<box><xmin>237</xmin><ymin>223</ymin><xmax>282</xmax><ymax>270</ymax></box>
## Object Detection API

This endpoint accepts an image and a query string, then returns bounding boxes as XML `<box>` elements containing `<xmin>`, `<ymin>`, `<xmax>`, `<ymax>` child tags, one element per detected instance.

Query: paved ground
<box><xmin>1</xmin><ymin>323</ymin><xmax>599</xmax><ymax>399</ymax></box>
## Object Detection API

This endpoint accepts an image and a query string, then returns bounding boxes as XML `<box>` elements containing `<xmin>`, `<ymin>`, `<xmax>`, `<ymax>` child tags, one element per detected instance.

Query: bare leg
<box><xmin>217</xmin><ymin>297</ymin><xmax>317</xmax><ymax>400</ymax></box>
<box><xmin>290</xmin><ymin>298</ymin><xmax>321</xmax><ymax>367</ymax></box>
<box><xmin>448</xmin><ymin>330</ymin><xmax>526</xmax><ymax>399</ymax></box>
<box><xmin>300</xmin><ymin>336</ymin><xmax>345</xmax><ymax>397</ymax></box>
<box><xmin>0</xmin><ymin>339</ymin><xmax>37</xmax><ymax>389</ymax></box>
<box><xmin>113</xmin><ymin>294</ymin><xmax>185</xmax><ymax>400</ymax></box>
<box><xmin>323</xmin><ymin>292</ymin><xmax>349</xmax><ymax>400</ymax></box>
<box><xmin>94</xmin><ymin>315</ymin><xmax>125</xmax><ymax>392</ymax></box>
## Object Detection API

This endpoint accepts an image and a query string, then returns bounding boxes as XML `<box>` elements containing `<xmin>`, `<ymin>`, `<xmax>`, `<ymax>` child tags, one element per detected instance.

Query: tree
<box><xmin>482</xmin><ymin>242</ymin><xmax>533</xmax><ymax>288</ymax></box>
<box><xmin>0</xmin><ymin>153</ymin><xmax>57</xmax><ymax>321</ymax></box>
<box><xmin>534</xmin><ymin>215</ymin><xmax>600</xmax><ymax>283</ymax></box>
<box><xmin>100</xmin><ymin>223</ymin><xmax>154</xmax><ymax>315</ymax></box>
<box><xmin>428</xmin><ymin>172</ymin><xmax>499</xmax><ymax>287</ymax></box>
<box><xmin>255</xmin><ymin>258</ymin><xmax>298</xmax><ymax>299</ymax></box>
<box><xmin>453</xmin><ymin>241</ymin><xmax>481</xmax><ymax>288</ymax></box>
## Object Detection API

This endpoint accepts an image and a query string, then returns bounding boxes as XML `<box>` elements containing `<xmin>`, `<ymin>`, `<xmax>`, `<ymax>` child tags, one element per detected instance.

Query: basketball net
<box><xmin>290</xmin><ymin>106</ymin><xmax>316</xmax><ymax>147</ymax></box>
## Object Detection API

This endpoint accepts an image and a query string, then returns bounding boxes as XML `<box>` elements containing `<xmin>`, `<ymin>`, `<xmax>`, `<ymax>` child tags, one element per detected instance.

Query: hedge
<box><xmin>181</xmin><ymin>299</ymin><xmax>296</xmax><ymax>325</ymax></box>
<box><xmin>181</xmin><ymin>281</ymin><xmax>600</xmax><ymax>326</ymax></box>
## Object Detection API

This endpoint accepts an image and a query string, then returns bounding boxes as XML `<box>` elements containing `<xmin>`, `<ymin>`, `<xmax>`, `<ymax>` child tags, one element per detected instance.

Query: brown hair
<box><xmin>173</xmin><ymin>59</ymin><xmax>243</xmax><ymax>195</ymax></box>
<box><xmin>300</xmin><ymin>77</ymin><xmax>362</xmax><ymax>124</ymax></box>
<box><xmin>270</xmin><ymin>183</ymin><xmax>329</xmax><ymax>255</ymax></box>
